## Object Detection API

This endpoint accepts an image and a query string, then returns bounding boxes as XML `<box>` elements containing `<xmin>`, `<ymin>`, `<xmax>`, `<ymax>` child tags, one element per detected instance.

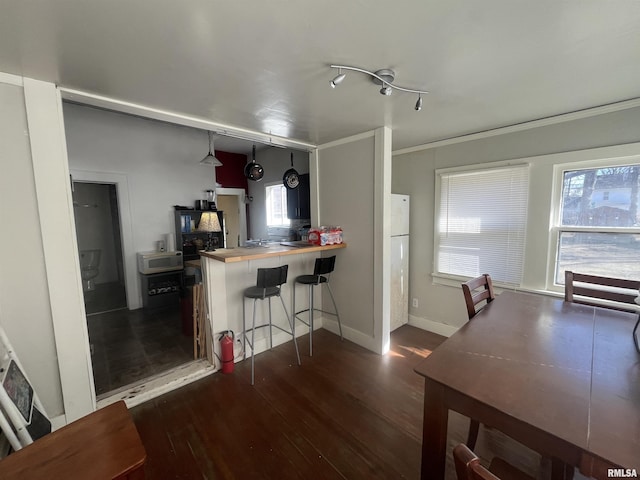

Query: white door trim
<box><xmin>24</xmin><ymin>79</ymin><xmax>96</xmax><ymax>421</ymax></box>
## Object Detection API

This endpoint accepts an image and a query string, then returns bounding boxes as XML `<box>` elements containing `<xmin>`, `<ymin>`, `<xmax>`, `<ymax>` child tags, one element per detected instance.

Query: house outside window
<box><xmin>434</xmin><ymin>163</ymin><xmax>530</xmax><ymax>287</ymax></box>
<box><xmin>554</xmin><ymin>163</ymin><xmax>640</xmax><ymax>283</ymax></box>
<box><xmin>265</xmin><ymin>182</ymin><xmax>290</xmax><ymax>227</ymax></box>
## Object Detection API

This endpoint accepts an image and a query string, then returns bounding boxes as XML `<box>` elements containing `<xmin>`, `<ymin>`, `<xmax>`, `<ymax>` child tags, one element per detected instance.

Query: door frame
<box><xmin>71</xmin><ymin>170</ymin><xmax>138</xmax><ymax>310</ymax></box>
<box><xmin>216</xmin><ymin>188</ymin><xmax>248</xmax><ymax>247</ymax></box>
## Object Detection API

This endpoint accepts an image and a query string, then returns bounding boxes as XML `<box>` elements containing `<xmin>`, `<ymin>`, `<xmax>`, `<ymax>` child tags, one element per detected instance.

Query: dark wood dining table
<box><xmin>414</xmin><ymin>290</ymin><xmax>640</xmax><ymax>480</ymax></box>
<box><xmin>0</xmin><ymin>400</ymin><xmax>146</xmax><ymax>479</ymax></box>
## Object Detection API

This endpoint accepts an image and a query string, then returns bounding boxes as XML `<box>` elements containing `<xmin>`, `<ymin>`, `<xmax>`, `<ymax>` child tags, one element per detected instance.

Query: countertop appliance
<box><xmin>391</xmin><ymin>194</ymin><xmax>410</xmax><ymax>331</ymax></box>
<box><xmin>137</xmin><ymin>251</ymin><xmax>183</xmax><ymax>274</ymax></box>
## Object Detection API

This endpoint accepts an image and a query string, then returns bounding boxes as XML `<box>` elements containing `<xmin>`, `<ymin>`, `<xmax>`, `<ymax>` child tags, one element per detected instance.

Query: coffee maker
<box><xmin>206</xmin><ymin>189</ymin><xmax>217</xmax><ymax>211</ymax></box>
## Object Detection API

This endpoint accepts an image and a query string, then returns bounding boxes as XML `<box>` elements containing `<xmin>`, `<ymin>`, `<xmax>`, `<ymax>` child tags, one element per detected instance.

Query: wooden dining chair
<box><xmin>461</xmin><ymin>273</ymin><xmax>496</xmax><ymax>449</ymax></box>
<box><xmin>564</xmin><ymin>270</ymin><xmax>640</xmax><ymax>311</ymax></box>
<box><xmin>565</xmin><ymin>271</ymin><xmax>640</xmax><ymax>353</ymax></box>
<box><xmin>462</xmin><ymin>273</ymin><xmax>496</xmax><ymax>320</ymax></box>
<box><xmin>453</xmin><ymin>443</ymin><xmax>535</xmax><ymax>480</ymax></box>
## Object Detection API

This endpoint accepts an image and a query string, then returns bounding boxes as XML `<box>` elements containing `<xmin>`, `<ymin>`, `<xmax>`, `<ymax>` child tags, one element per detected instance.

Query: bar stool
<box><xmin>242</xmin><ymin>265</ymin><xmax>301</xmax><ymax>385</ymax></box>
<box><xmin>293</xmin><ymin>255</ymin><xmax>343</xmax><ymax>356</ymax></box>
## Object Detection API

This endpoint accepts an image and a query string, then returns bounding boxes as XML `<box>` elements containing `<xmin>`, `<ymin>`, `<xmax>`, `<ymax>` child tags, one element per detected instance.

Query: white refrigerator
<box><xmin>390</xmin><ymin>194</ymin><xmax>410</xmax><ymax>331</ymax></box>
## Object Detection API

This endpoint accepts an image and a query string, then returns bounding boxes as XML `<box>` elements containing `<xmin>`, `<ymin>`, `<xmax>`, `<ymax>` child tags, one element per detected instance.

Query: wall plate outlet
<box><xmin>412</xmin><ymin>298</ymin><xmax>419</xmax><ymax>308</ymax></box>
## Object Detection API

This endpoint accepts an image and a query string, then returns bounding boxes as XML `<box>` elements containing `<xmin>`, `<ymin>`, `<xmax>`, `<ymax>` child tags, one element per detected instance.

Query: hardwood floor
<box><xmin>131</xmin><ymin>326</ymin><xmax>569</xmax><ymax>480</ymax></box>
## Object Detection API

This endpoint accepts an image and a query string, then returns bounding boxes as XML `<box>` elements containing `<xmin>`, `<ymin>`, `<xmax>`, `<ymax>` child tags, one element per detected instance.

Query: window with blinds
<box><xmin>435</xmin><ymin>164</ymin><xmax>530</xmax><ymax>287</ymax></box>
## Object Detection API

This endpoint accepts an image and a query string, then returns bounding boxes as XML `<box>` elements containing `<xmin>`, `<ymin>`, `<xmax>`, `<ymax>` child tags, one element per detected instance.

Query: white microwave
<box><xmin>137</xmin><ymin>251</ymin><xmax>183</xmax><ymax>274</ymax></box>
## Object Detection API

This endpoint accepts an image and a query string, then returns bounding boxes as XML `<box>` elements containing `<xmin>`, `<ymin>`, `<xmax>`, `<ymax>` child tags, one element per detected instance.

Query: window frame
<box><xmin>433</xmin><ymin>160</ymin><xmax>530</xmax><ymax>288</ymax></box>
<box><xmin>548</xmin><ymin>156</ymin><xmax>640</xmax><ymax>291</ymax></box>
<box><xmin>264</xmin><ymin>181</ymin><xmax>291</xmax><ymax>228</ymax></box>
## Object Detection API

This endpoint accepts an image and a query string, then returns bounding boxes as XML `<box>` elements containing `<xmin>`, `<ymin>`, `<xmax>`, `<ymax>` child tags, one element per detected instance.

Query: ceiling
<box><xmin>2</xmin><ymin>1</ymin><xmax>640</xmax><ymax>152</ymax></box>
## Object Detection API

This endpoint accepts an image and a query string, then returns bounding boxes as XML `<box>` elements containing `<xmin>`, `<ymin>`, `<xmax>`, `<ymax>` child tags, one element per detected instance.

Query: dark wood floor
<box><xmin>131</xmin><ymin>326</ymin><xmax>559</xmax><ymax>480</ymax></box>
<box><xmin>88</xmin><ymin>305</ymin><xmax>193</xmax><ymax>397</ymax></box>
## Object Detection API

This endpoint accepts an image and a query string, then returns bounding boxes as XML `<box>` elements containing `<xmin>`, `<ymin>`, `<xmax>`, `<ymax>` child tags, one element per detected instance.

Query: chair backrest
<box><xmin>462</xmin><ymin>274</ymin><xmax>496</xmax><ymax>320</ymax></box>
<box><xmin>453</xmin><ymin>444</ymin><xmax>499</xmax><ymax>480</ymax></box>
<box><xmin>313</xmin><ymin>255</ymin><xmax>336</xmax><ymax>276</ymax></box>
<box><xmin>564</xmin><ymin>270</ymin><xmax>640</xmax><ymax>313</ymax></box>
<box><xmin>256</xmin><ymin>265</ymin><xmax>288</xmax><ymax>289</ymax></box>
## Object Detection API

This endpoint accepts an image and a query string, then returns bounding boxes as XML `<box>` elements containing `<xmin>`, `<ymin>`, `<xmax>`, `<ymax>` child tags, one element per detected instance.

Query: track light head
<box><xmin>415</xmin><ymin>94</ymin><xmax>423</xmax><ymax>111</ymax></box>
<box><xmin>380</xmin><ymin>85</ymin><xmax>393</xmax><ymax>96</ymax></box>
<box><xmin>330</xmin><ymin>72</ymin><xmax>346</xmax><ymax>88</ymax></box>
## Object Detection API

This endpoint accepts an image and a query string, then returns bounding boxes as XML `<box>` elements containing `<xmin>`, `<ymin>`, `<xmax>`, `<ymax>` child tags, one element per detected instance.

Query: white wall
<box><xmin>315</xmin><ymin>128</ymin><xmax>392</xmax><ymax>354</ymax></box>
<box><xmin>393</xmin><ymin>105</ymin><xmax>640</xmax><ymax>335</ymax></box>
<box><xmin>63</xmin><ymin>103</ymin><xmax>219</xmax><ymax>307</ymax></box>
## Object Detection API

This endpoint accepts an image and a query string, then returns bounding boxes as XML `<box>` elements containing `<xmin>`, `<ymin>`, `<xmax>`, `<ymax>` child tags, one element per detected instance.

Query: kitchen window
<box><xmin>265</xmin><ymin>182</ymin><xmax>290</xmax><ymax>227</ymax></box>
<box><xmin>552</xmin><ymin>162</ymin><xmax>640</xmax><ymax>284</ymax></box>
<box><xmin>434</xmin><ymin>163</ymin><xmax>530</xmax><ymax>287</ymax></box>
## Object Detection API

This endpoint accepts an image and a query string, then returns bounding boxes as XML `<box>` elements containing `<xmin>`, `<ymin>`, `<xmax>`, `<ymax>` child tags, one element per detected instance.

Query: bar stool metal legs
<box><xmin>242</xmin><ymin>265</ymin><xmax>301</xmax><ymax>385</ymax></box>
<box><xmin>293</xmin><ymin>255</ymin><xmax>343</xmax><ymax>356</ymax></box>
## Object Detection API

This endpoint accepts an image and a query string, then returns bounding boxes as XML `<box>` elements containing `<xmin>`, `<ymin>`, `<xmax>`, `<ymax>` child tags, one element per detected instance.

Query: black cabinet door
<box><xmin>287</xmin><ymin>174</ymin><xmax>310</xmax><ymax>220</ymax></box>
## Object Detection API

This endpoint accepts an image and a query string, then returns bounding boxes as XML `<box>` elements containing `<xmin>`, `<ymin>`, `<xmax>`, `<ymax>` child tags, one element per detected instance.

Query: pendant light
<box><xmin>200</xmin><ymin>131</ymin><xmax>223</xmax><ymax>167</ymax></box>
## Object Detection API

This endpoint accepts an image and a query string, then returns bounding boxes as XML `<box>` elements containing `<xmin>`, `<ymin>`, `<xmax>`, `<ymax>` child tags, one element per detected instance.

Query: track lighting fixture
<box><xmin>330</xmin><ymin>68</ymin><xmax>346</xmax><ymax>88</ymax></box>
<box><xmin>329</xmin><ymin>64</ymin><xmax>428</xmax><ymax>111</ymax></box>
<box><xmin>415</xmin><ymin>94</ymin><xmax>423</xmax><ymax>111</ymax></box>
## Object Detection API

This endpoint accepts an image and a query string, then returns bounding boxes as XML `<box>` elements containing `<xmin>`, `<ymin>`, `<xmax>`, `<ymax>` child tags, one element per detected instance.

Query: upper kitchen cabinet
<box><xmin>287</xmin><ymin>174</ymin><xmax>310</xmax><ymax>220</ymax></box>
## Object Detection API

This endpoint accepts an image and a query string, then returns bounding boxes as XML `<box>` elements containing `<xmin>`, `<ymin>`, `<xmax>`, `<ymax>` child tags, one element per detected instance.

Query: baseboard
<box><xmin>321</xmin><ymin>316</ymin><xmax>381</xmax><ymax>353</ymax></box>
<box><xmin>408</xmin><ymin>314</ymin><xmax>459</xmax><ymax>338</ymax></box>
<box><xmin>51</xmin><ymin>414</ymin><xmax>67</xmax><ymax>431</ymax></box>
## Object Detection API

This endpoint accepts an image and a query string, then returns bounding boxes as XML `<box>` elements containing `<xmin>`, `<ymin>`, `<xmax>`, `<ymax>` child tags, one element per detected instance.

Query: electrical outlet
<box><xmin>412</xmin><ymin>298</ymin><xmax>419</xmax><ymax>308</ymax></box>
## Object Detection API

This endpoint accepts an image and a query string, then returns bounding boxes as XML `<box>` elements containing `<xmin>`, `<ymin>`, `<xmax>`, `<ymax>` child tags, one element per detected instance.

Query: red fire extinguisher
<box><xmin>219</xmin><ymin>330</ymin><xmax>235</xmax><ymax>374</ymax></box>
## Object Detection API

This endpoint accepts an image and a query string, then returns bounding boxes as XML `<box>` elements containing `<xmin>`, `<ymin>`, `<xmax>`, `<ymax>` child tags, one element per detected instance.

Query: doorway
<box><xmin>216</xmin><ymin>188</ymin><xmax>248</xmax><ymax>248</ymax></box>
<box><xmin>71</xmin><ymin>174</ymin><xmax>194</xmax><ymax>399</ymax></box>
<box><xmin>73</xmin><ymin>182</ymin><xmax>127</xmax><ymax>315</ymax></box>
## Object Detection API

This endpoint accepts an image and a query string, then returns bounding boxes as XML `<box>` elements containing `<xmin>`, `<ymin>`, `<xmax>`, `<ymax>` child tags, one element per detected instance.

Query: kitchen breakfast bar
<box><xmin>198</xmin><ymin>243</ymin><xmax>346</xmax><ymax>368</ymax></box>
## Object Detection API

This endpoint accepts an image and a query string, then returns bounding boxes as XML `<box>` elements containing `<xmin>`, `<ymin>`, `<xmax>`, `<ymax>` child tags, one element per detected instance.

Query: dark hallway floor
<box><xmin>87</xmin><ymin>306</ymin><xmax>193</xmax><ymax>397</ymax></box>
<box><xmin>83</xmin><ymin>281</ymin><xmax>127</xmax><ymax>315</ymax></box>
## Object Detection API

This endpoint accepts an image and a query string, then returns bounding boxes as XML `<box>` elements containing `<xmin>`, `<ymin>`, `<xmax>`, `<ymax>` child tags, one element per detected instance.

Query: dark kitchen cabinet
<box><xmin>287</xmin><ymin>174</ymin><xmax>310</xmax><ymax>220</ymax></box>
<box><xmin>140</xmin><ymin>270</ymin><xmax>182</xmax><ymax>310</ymax></box>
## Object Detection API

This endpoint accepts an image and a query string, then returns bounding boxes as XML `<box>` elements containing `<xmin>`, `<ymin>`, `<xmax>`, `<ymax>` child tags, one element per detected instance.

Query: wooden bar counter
<box><xmin>0</xmin><ymin>400</ymin><xmax>146</xmax><ymax>479</ymax></box>
<box><xmin>199</xmin><ymin>242</ymin><xmax>346</xmax><ymax>369</ymax></box>
<box><xmin>199</xmin><ymin>242</ymin><xmax>346</xmax><ymax>263</ymax></box>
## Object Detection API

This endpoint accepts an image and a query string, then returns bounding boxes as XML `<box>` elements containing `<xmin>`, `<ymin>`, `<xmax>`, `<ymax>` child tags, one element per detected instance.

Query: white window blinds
<box><xmin>435</xmin><ymin>164</ymin><xmax>530</xmax><ymax>286</ymax></box>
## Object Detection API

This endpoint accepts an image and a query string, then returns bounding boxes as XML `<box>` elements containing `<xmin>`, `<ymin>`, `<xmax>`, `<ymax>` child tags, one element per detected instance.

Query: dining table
<box><xmin>414</xmin><ymin>290</ymin><xmax>640</xmax><ymax>480</ymax></box>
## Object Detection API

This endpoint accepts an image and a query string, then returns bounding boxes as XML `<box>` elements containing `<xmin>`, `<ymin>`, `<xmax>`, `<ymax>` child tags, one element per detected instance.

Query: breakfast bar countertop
<box><xmin>199</xmin><ymin>242</ymin><xmax>346</xmax><ymax>263</ymax></box>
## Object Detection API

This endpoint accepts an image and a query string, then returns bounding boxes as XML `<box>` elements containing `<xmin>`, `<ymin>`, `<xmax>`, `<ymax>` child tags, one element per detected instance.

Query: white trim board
<box><xmin>317</xmin><ymin>130</ymin><xmax>375</xmax><ymax>150</ymax></box>
<box><xmin>60</xmin><ymin>88</ymin><xmax>316</xmax><ymax>152</ymax></box>
<box><xmin>394</xmin><ymin>97</ymin><xmax>640</xmax><ymax>155</ymax></box>
<box><xmin>0</xmin><ymin>72</ymin><xmax>23</xmax><ymax>86</ymax></box>
<box><xmin>24</xmin><ymin>79</ymin><xmax>96</xmax><ymax>420</ymax></box>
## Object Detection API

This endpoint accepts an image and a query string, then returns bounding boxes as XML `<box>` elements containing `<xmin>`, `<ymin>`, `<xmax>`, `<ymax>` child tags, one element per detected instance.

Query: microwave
<box><xmin>137</xmin><ymin>251</ymin><xmax>183</xmax><ymax>274</ymax></box>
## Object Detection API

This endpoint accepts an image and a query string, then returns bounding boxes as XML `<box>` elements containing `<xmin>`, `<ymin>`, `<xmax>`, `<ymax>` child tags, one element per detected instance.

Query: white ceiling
<box><xmin>2</xmin><ymin>1</ymin><xmax>640</xmax><ymax>152</ymax></box>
